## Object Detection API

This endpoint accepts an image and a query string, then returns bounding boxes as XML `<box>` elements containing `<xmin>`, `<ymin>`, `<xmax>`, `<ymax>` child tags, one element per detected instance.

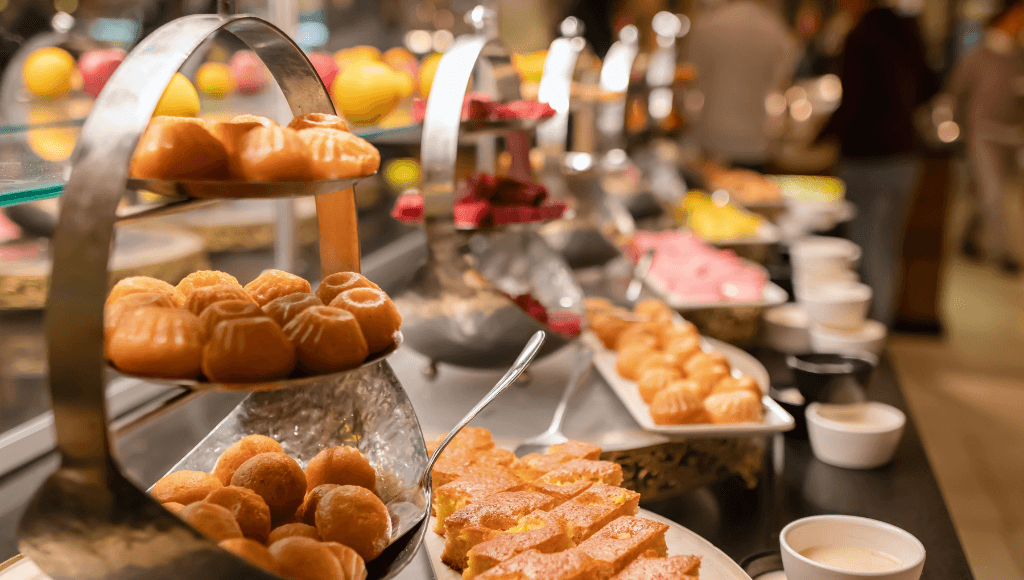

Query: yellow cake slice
<box><xmin>433</xmin><ymin>471</ymin><xmax>525</xmax><ymax>534</ymax></box>
<box><xmin>577</xmin><ymin>516</ymin><xmax>669</xmax><ymax>573</ymax></box>
<box><xmin>612</xmin><ymin>554</ymin><xmax>701</xmax><ymax>579</ymax></box>
<box><xmin>549</xmin><ymin>484</ymin><xmax>641</xmax><ymax>543</ymax></box>
<box><xmin>510</xmin><ymin>452</ymin><xmax>575</xmax><ymax>482</ymax></box>
<box><xmin>427</xmin><ymin>426</ymin><xmax>496</xmax><ymax>456</ymax></box>
<box><xmin>548</xmin><ymin>441</ymin><xmax>603</xmax><ymax>461</ymax></box>
<box><xmin>464</xmin><ymin>511</ymin><xmax>574</xmax><ymax>579</ymax></box>
<box><xmin>535</xmin><ymin>459</ymin><xmax>623</xmax><ymax>488</ymax></box>
<box><xmin>441</xmin><ymin>491</ymin><xmax>557</xmax><ymax>571</ymax></box>
<box><xmin>476</xmin><ymin>548</ymin><xmax>612</xmax><ymax>580</ymax></box>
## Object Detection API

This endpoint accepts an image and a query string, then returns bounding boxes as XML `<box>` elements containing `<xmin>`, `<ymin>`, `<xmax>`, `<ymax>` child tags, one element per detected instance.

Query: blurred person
<box><xmin>685</xmin><ymin>0</ymin><xmax>798</xmax><ymax>170</ymax></box>
<box><xmin>816</xmin><ymin>0</ymin><xmax>938</xmax><ymax>327</ymax></box>
<box><xmin>946</xmin><ymin>0</ymin><xmax>1024</xmax><ymax>274</ymax></box>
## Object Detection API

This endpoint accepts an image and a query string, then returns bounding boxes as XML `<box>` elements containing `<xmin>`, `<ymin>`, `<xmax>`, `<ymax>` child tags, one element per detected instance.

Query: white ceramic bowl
<box><xmin>792</xmin><ymin>268</ymin><xmax>859</xmax><ymax>297</ymax></box>
<box><xmin>763</xmin><ymin>303</ymin><xmax>811</xmax><ymax>354</ymax></box>
<box><xmin>781</xmin><ymin>515</ymin><xmax>925</xmax><ymax>580</ymax></box>
<box><xmin>806</xmin><ymin>402</ymin><xmax>905</xmax><ymax>469</ymax></box>
<box><xmin>796</xmin><ymin>281</ymin><xmax>872</xmax><ymax>330</ymax></box>
<box><xmin>790</xmin><ymin>236</ymin><xmax>862</xmax><ymax>272</ymax></box>
<box><xmin>810</xmin><ymin>320</ymin><xmax>887</xmax><ymax>357</ymax></box>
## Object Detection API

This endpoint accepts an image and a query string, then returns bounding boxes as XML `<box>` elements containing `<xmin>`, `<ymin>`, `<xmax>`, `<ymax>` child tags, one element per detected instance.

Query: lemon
<box><xmin>331</xmin><ymin>62</ymin><xmax>402</xmax><ymax>126</ymax></box>
<box><xmin>196</xmin><ymin>62</ymin><xmax>234</xmax><ymax>98</ymax></box>
<box><xmin>334</xmin><ymin>45</ymin><xmax>381</xmax><ymax>66</ymax></box>
<box><xmin>418</xmin><ymin>53</ymin><xmax>442</xmax><ymax>98</ymax></box>
<box><xmin>384</xmin><ymin>158</ymin><xmax>420</xmax><ymax>190</ymax></box>
<box><xmin>394</xmin><ymin>69</ymin><xmax>414</xmax><ymax>99</ymax></box>
<box><xmin>153</xmin><ymin>72</ymin><xmax>200</xmax><ymax>117</ymax></box>
<box><xmin>23</xmin><ymin>47</ymin><xmax>75</xmax><ymax>100</ymax></box>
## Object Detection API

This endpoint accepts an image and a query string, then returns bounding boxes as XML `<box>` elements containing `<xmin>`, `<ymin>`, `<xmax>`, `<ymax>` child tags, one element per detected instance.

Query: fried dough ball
<box><xmin>162</xmin><ymin>502</ymin><xmax>186</xmax><ymax>515</ymax></box>
<box><xmin>663</xmin><ymin>334</ymin><xmax>701</xmax><ymax>365</ymax></box>
<box><xmin>263</xmin><ymin>293</ymin><xmax>323</xmax><ymax>328</ymax></box>
<box><xmin>107</xmin><ymin>276</ymin><xmax>186</xmax><ymax>307</ymax></box>
<box><xmin>219</xmin><ymin>538</ymin><xmax>277</xmax><ymax>572</ymax></box>
<box><xmin>615</xmin><ymin>345</ymin><xmax>650</xmax><ymax>382</ymax></box>
<box><xmin>198</xmin><ymin>300</ymin><xmax>266</xmax><ymax>337</ymax></box>
<box><xmin>634</xmin><ymin>299</ymin><xmax>674</xmax><ymax>322</ymax></box>
<box><xmin>299</xmin><ymin>484</ymin><xmax>340</xmax><ymax>525</ymax></box>
<box><xmin>245</xmin><ymin>270</ymin><xmax>313</xmax><ymax>308</ymax></box>
<box><xmin>713</xmin><ymin>375</ymin><xmax>761</xmax><ymax>398</ymax></box>
<box><xmin>237</xmin><ymin>125</ymin><xmax>315</xmax><ymax>182</ymax></box>
<box><xmin>152</xmin><ymin>470</ymin><xmax>224</xmax><ymax>505</ymax></box>
<box><xmin>315</xmin><ymin>272</ymin><xmax>380</xmax><ymax>306</ymax></box>
<box><xmin>178</xmin><ymin>502</ymin><xmax>244</xmax><ymax>542</ymax></box>
<box><xmin>322</xmin><ymin>542</ymin><xmax>367</xmax><ymax>580</ymax></box>
<box><xmin>176</xmin><ymin>270</ymin><xmax>242</xmax><ymax>299</ymax></box>
<box><xmin>637</xmin><ymin>366</ymin><xmax>681</xmax><ymax>404</ymax></box>
<box><xmin>305</xmin><ymin>446</ymin><xmax>376</xmax><ymax>493</ymax></box>
<box><xmin>268</xmin><ymin>523</ymin><xmax>320</xmax><ymax>544</ymax></box>
<box><xmin>214</xmin><ymin>434</ymin><xmax>285</xmax><ymax>485</ymax></box>
<box><xmin>269</xmin><ymin>537</ymin><xmax>345</xmax><ymax>580</ymax></box>
<box><xmin>130</xmin><ymin>116</ymin><xmax>229</xmax><ymax>180</ymax></box>
<box><xmin>297</xmin><ymin>128</ymin><xmax>381</xmax><ymax>179</ymax></box>
<box><xmin>205</xmin><ymin>486</ymin><xmax>273</xmax><ymax>543</ymax></box>
<box><xmin>588</xmin><ymin>311</ymin><xmax>632</xmax><ymax>350</ymax></box>
<box><xmin>614</xmin><ymin>322</ymin><xmax>661</xmax><ymax>352</ymax></box>
<box><xmin>666</xmin><ymin>378</ymin><xmax>713</xmax><ymax>401</ymax></box>
<box><xmin>328</xmin><ymin>288</ymin><xmax>401</xmax><ymax>353</ymax></box>
<box><xmin>315</xmin><ymin>485</ymin><xmax>390</xmax><ymax>561</ymax></box>
<box><xmin>690</xmin><ymin>365</ymin><xmax>730</xmax><ymax>396</ymax></box>
<box><xmin>683</xmin><ymin>351</ymin><xmax>729</xmax><ymax>376</ymax></box>
<box><xmin>104</xmin><ymin>292</ymin><xmax>177</xmax><ymax>350</ymax></box>
<box><xmin>288</xmin><ymin>113</ymin><xmax>350</xmax><ymax>132</ymax></box>
<box><xmin>703</xmin><ymin>390</ymin><xmax>763</xmax><ymax>423</ymax></box>
<box><xmin>663</xmin><ymin>321</ymin><xmax>699</xmax><ymax>344</ymax></box>
<box><xmin>186</xmin><ymin>284</ymin><xmax>257</xmax><ymax>316</ymax></box>
<box><xmin>650</xmin><ymin>385</ymin><xmax>706</xmax><ymax>425</ymax></box>
<box><xmin>107</xmin><ymin>307</ymin><xmax>203</xmax><ymax>379</ymax></box>
<box><xmin>283</xmin><ymin>306</ymin><xmax>369</xmax><ymax>374</ymax></box>
<box><xmin>202</xmin><ymin>316</ymin><xmax>297</xmax><ymax>382</ymax></box>
<box><xmin>231</xmin><ymin>452</ymin><xmax>308</xmax><ymax>525</ymax></box>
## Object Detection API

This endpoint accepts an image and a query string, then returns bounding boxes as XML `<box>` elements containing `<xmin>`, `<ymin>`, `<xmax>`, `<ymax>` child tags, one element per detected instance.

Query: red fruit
<box><xmin>231</xmin><ymin>51</ymin><xmax>268</xmax><ymax>94</ymax></box>
<box><xmin>79</xmin><ymin>48</ymin><xmax>125</xmax><ymax>98</ymax></box>
<box><xmin>307</xmin><ymin>53</ymin><xmax>338</xmax><ymax>91</ymax></box>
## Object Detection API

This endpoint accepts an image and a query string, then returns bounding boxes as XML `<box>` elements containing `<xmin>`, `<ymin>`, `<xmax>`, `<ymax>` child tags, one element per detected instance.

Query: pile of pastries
<box><xmin>104</xmin><ymin>269</ymin><xmax>400</xmax><ymax>383</ymax></box>
<box><xmin>151</xmin><ymin>434</ymin><xmax>388</xmax><ymax>580</ymax></box>
<box><xmin>587</xmin><ymin>298</ymin><xmax>763</xmax><ymax>426</ymax></box>
<box><xmin>129</xmin><ymin>112</ymin><xmax>380</xmax><ymax>182</ymax></box>
<box><xmin>429</xmin><ymin>427</ymin><xmax>701</xmax><ymax>579</ymax></box>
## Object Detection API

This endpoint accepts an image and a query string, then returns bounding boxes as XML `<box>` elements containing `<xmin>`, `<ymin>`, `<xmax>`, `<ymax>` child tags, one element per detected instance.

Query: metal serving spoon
<box><xmin>513</xmin><ymin>344</ymin><xmax>594</xmax><ymax>458</ymax></box>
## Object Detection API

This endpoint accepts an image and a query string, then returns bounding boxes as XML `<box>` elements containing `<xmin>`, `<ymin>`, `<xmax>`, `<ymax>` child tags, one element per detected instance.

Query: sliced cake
<box><xmin>612</xmin><ymin>554</ymin><xmax>701</xmax><ymax>579</ymax></box>
<box><xmin>550</xmin><ymin>484</ymin><xmax>641</xmax><ymax>543</ymax></box>
<box><xmin>433</xmin><ymin>471</ymin><xmax>525</xmax><ymax>534</ymax></box>
<box><xmin>577</xmin><ymin>516</ymin><xmax>669</xmax><ymax>573</ymax></box>
<box><xmin>476</xmin><ymin>547</ymin><xmax>612</xmax><ymax>580</ymax></box>
<box><xmin>441</xmin><ymin>491</ymin><xmax>557</xmax><ymax>570</ymax></box>
<box><xmin>464</xmin><ymin>511</ymin><xmax>574</xmax><ymax>579</ymax></box>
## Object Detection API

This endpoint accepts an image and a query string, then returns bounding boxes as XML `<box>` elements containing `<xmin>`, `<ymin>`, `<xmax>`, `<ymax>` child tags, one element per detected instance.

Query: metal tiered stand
<box><xmin>17</xmin><ymin>8</ymin><xmax>428</xmax><ymax>580</ymax></box>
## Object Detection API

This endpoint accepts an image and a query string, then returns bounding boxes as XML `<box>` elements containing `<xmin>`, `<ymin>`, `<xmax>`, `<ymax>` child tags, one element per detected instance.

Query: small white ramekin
<box><xmin>781</xmin><ymin>514</ymin><xmax>925</xmax><ymax>580</ymax></box>
<box><xmin>806</xmin><ymin>402</ymin><xmax>905</xmax><ymax>469</ymax></box>
<box><xmin>796</xmin><ymin>281</ymin><xmax>872</xmax><ymax>330</ymax></box>
<box><xmin>810</xmin><ymin>320</ymin><xmax>887</xmax><ymax>357</ymax></box>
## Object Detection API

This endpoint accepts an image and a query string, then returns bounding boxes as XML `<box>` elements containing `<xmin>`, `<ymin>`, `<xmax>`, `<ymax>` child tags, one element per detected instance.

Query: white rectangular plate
<box><xmin>583</xmin><ymin>333</ymin><xmax>794</xmax><ymax>437</ymax></box>
<box><xmin>424</xmin><ymin>509</ymin><xmax>752</xmax><ymax>580</ymax></box>
<box><xmin>645</xmin><ymin>271</ymin><xmax>790</xmax><ymax>311</ymax></box>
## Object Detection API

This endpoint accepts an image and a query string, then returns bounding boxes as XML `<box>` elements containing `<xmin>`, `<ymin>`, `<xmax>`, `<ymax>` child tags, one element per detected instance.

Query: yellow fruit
<box><xmin>418</xmin><ymin>53</ymin><xmax>442</xmax><ymax>98</ymax></box>
<box><xmin>334</xmin><ymin>46</ymin><xmax>381</xmax><ymax>65</ymax></box>
<box><xmin>330</xmin><ymin>62</ymin><xmax>401</xmax><ymax>127</ymax></box>
<box><xmin>27</xmin><ymin>109</ymin><xmax>75</xmax><ymax>161</ymax></box>
<box><xmin>511</xmin><ymin>50</ymin><xmax>547</xmax><ymax>83</ymax></box>
<box><xmin>197</xmin><ymin>62</ymin><xmax>234</xmax><ymax>98</ymax></box>
<box><xmin>23</xmin><ymin>47</ymin><xmax>75</xmax><ymax>99</ymax></box>
<box><xmin>383</xmin><ymin>47</ymin><xmax>417</xmax><ymax>77</ymax></box>
<box><xmin>154</xmin><ymin>73</ymin><xmax>200</xmax><ymax>117</ymax></box>
<box><xmin>394</xmin><ymin>70</ymin><xmax>414</xmax><ymax>99</ymax></box>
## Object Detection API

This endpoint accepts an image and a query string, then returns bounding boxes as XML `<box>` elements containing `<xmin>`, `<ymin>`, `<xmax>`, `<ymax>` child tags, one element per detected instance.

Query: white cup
<box><xmin>781</xmin><ymin>515</ymin><xmax>925</xmax><ymax>580</ymax></box>
<box><xmin>806</xmin><ymin>402</ymin><xmax>905</xmax><ymax>469</ymax></box>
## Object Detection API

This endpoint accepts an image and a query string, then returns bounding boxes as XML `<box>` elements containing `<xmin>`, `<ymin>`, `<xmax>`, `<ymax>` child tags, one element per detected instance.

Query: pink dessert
<box><xmin>412</xmin><ymin>94</ymin><xmax>555</xmax><ymax>124</ymax></box>
<box><xmin>632</xmin><ymin>231</ymin><xmax>766</xmax><ymax>303</ymax></box>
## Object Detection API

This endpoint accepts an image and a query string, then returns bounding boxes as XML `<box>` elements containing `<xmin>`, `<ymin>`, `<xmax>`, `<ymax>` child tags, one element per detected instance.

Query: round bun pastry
<box><xmin>664</xmin><ymin>334</ymin><xmax>701</xmax><ymax>363</ymax></box>
<box><xmin>210</xmin><ymin>115</ymin><xmax>276</xmax><ymax>178</ymax></box>
<box><xmin>297</xmin><ymin>128</ymin><xmax>381</xmax><ymax>179</ymax></box>
<box><xmin>213</xmin><ymin>434</ymin><xmax>285</xmax><ymax>485</ymax></box>
<box><xmin>690</xmin><ymin>365</ymin><xmax>730</xmax><ymax>395</ymax></box>
<box><xmin>650</xmin><ymin>385</ymin><xmax>706</xmax><ymax>425</ymax></box>
<box><xmin>615</xmin><ymin>345</ymin><xmax>649</xmax><ymax>382</ymax></box>
<box><xmin>104</xmin><ymin>292</ymin><xmax>177</xmax><ymax>347</ymax></box>
<box><xmin>263</xmin><ymin>293</ymin><xmax>323</xmax><ymax>328</ymax></box>
<box><xmin>106</xmin><ymin>307</ymin><xmax>203</xmax><ymax>378</ymax></box>
<box><xmin>614</xmin><ymin>322</ymin><xmax>661</xmax><ymax>352</ymax></box>
<box><xmin>269</xmin><ymin>537</ymin><xmax>344</xmax><ymax>580</ymax></box>
<box><xmin>288</xmin><ymin>113</ymin><xmax>349</xmax><ymax>133</ymax></box>
<box><xmin>713</xmin><ymin>375</ymin><xmax>761</xmax><ymax>398</ymax></box>
<box><xmin>666</xmin><ymin>377</ymin><xmax>713</xmax><ymax>401</ymax></box>
<box><xmin>202</xmin><ymin>316</ymin><xmax>297</xmax><ymax>382</ymax></box>
<box><xmin>231</xmin><ymin>452</ymin><xmax>307</xmax><ymax>525</ymax></box>
<box><xmin>245</xmin><ymin>269</ymin><xmax>313</xmax><ymax>308</ymax></box>
<box><xmin>186</xmin><ymin>284</ymin><xmax>257</xmax><ymax>316</ymax></box>
<box><xmin>176</xmin><ymin>270</ymin><xmax>241</xmax><ymax>298</ymax></box>
<box><xmin>236</xmin><ymin>125</ymin><xmax>315</xmax><ymax>182</ymax></box>
<box><xmin>315</xmin><ymin>271</ymin><xmax>380</xmax><ymax>306</ymax></box>
<box><xmin>151</xmin><ymin>470</ymin><xmax>223</xmax><ymax>505</ymax></box>
<box><xmin>130</xmin><ymin>116</ymin><xmax>229</xmax><ymax>180</ymax></box>
<box><xmin>298</xmin><ymin>484</ymin><xmax>339</xmax><ymax>525</ymax></box>
<box><xmin>283</xmin><ymin>306</ymin><xmax>369</xmax><ymax>374</ymax></box>
<box><xmin>107</xmin><ymin>276</ymin><xmax>186</xmax><ymax>307</ymax></box>
<box><xmin>218</xmin><ymin>538</ymin><xmax>277</xmax><ymax>572</ymax></box>
<box><xmin>198</xmin><ymin>300</ymin><xmax>266</xmax><ymax>337</ymax></box>
<box><xmin>588</xmin><ymin>309</ymin><xmax>632</xmax><ymax>350</ymax></box>
<box><xmin>703</xmin><ymin>390</ymin><xmax>762</xmax><ymax>423</ymax></box>
<box><xmin>205</xmin><ymin>486</ymin><xmax>273</xmax><ymax>543</ymax></box>
<box><xmin>637</xmin><ymin>366</ymin><xmax>681</xmax><ymax>404</ymax></box>
<box><xmin>304</xmin><ymin>446</ymin><xmax>376</xmax><ymax>493</ymax></box>
<box><xmin>329</xmin><ymin>288</ymin><xmax>401</xmax><ymax>353</ymax></box>
<box><xmin>683</xmin><ymin>351</ymin><xmax>728</xmax><ymax>376</ymax></box>
<box><xmin>268</xmin><ymin>523</ymin><xmax>320</xmax><ymax>545</ymax></box>
<box><xmin>635</xmin><ymin>299</ymin><xmax>674</xmax><ymax>322</ymax></box>
<box><xmin>322</xmin><ymin>542</ymin><xmax>367</xmax><ymax>580</ymax></box>
<box><xmin>178</xmin><ymin>502</ymin><xmax>244</xmax><ymax>542</ymax></box>
<box><xmin>635</xmin><ymin>351</ymin><xmax>686</xmax><ymax>379</ymax></box>
<box><xmin>315</xmin><ymin>485</ymin><xmax>390</xmax><ymax>561</ymax></box>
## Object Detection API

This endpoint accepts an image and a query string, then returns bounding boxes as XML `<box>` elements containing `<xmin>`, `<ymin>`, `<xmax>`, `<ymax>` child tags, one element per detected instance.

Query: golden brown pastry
<box><xmin>202</xmin><ymin>316</ymin><xmax>297</xmax><ymax>382</ymax></box>
<box><xmin>683</xmin><ymin>352</ymin><xmax>729</xmax><ymax>376</ymax></box>
<box><xmin>210</xmin><ymin>115</ymin><xmax>277</xmax><ymax>178</ymax></box>
<box><xmin>576</xmin><ymin>515</ymin><xmax>668</xmax><ymax>573</ymax></box>
<box><xmin>107</xmin><ymin>276</ymin><xmax>187</xmax><ymax>307</ymax></box>
<box><xmin>263</xmin><ymin>293</ymin><xmax>323</xmax><ymax>328</ymax></box>
<box><xmin>613</xmin><ymin>553</ymin><xmax>701</xmax><ymax>580</ymax></box>
<box><xmin>130</xmin><ymin>116</ymin><xmax>229</xmax><ymax>180</ymax></box>
<box><xmin>689</xmin><ymin>365</ymin><xmax>730</xmax><ymax>396</ymax></box>
<box><xmin>664</xmin><ymin>378</ymin><xmax>712</xmax><ymax>401</ymax></box>
<box><xmin>476</xmin><ymin>548</ymin><xmax>611</xmax><ymax>580</ymax></box>
<box><xmin>151</xmin><ymin>470</ymin><xmax>223</xmax><ymax>505</ymax></box>
<box><xmin>288</xmin><ymin>113</ymin><xmax>350</xmax><ymax>132</ymax></box>
<box><xmin>703</xmin><ymin>390</ymin><xmax>762</xmax><ymax>423</ymax></box>
<box><xmin>213</xmin><ymin>434</ymin><xmax>285</xmax><ymax>485</ymax></box>
<box><xmin>663</xmin><ymin>334</ymin><xmax>701</xmax><ymax>366</ymax></box>
<box><xmin>614</xmin><ymin>323</ymin><xmax>662</xmax><ymax>352</ymax></box>
<box><xmin>614</xmin><ymin>346</ymin><xmax>649</xmax><ymax>382</ymax></box>
<box><xmin>649</xmin><ymin>385</ymin><xmax>705</xmax><ymax>425</ymax></box>
<box><xmin>283</xmin><ymin>306</ymin><xmax>369</xmax><ymax>373</ymax></box>
<box><xmin>231</xmin><ymin>452</ymin><xmax>308</xmax><ymax>525</ymax></box>
<box><xmin>103</xmin><ymin>292</ymin><xmax>177</xmax><ymax>350</ymax></box>
<box><xmin>178</xmin><ymin>502</ymin><xmax>244</xmax><ymax>542</ymax></box>
<box><xmin>634</xmin><ymin>351</ymin><xmax>686</xmax><ymax>379</ymax></box>
<box><xmin>162</xmin><ymin>502</ymin><xmax>186</xmax><ymax>515</ymax></box>
<box><xmin>298</xmin><ymin>484</ymin><xmax>340</xmax><ymax>525</ymax></box>
<box><xmin>205</xmin><ymin>486</ymin><xmax>273</xmax><ymax>543</ymax></box>
<box><xmin>588</xmin><ymin>309</ymin><xmax>633</xmax><ymax>351</ymax></box>
<box><xmin>329</xmin><ymin>288</ymin><xmax>401</xmax><ymax>353</ymax></box>
<box><xmin>197</xmin><ymin>300</ymin><xmax>266</xmax><ymax>337</ymax></box>
<box><xmin>218</xmin><ymin>538</ymin><xmax>278</xmax><ymax>572</ymax></box>
<box><xmin>245</xmin><ymin>269</ymin><xmax>313</xmax><ymax>308</ymax></box>
<box><xmin>268</xmin><ymin>523</ymin><xmax>320</xmax><ymax>544</ymax></box>
<box><xmin>236</xmin><ymin>125</ymin><xmax>315</xmax><ymax>182</ymax></box>
<box><xmin>315</xmin><ymin>485</ymin><xmax>390</xmax><ymax>561</ymax></box>
<box><xmin>634</xmin><ymin>299</ymin><xmax>674</xmax><ymax>323</ymax></box>
<box><xmin>315</xmin><ymin>271</ymin><xmax>380</xmax><ymax>305</ymax></box>
<box><xmin>269</xmin><ymin>537</ymin><xmax>345</xmax><ymax>580</ymax></box>
<box><xmin>186</xmin><ymin>284</ymin><xmax>257</xmax><ymax>316</ymax></box>
<box><xmin>322</xmin><ymin>542</ymin><xmax>367</xmax><ymax>580</ymax></box>
<box><xmin>297</xmin><ymin>128</ymin><xmax>381</xmax><ymax>179</ymax></box>
<box><xmin>713</xmin><ymin>375</ymin><xmax>761</xmax><ymax>398</ymax></box>
<box><xmin>548</xmin><ymin>441</ymin><xmax>602</xmax><ymax>461</ymax></box>
<box><xmin>637</xmin><ymin>367</ymin><xmax>681</xmax><ymax>404</ymax></box>
<box><xmin>176</xmin><ymin>270</ymin><xmax>242</xmax><ymax>298</ymax></box>
<box><xmin>106</xmin><ymin>307</ymin><xmax>203</xmax><ymax>379</ymax></box>
<box><xmin>304</xmin><ymin>446</ymin><xmax>376</xmax><ymax>493</ymax></box>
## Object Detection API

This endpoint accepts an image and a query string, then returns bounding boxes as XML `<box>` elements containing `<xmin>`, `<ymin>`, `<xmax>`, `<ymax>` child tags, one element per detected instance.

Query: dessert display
<box><xmin>150</xmin><ymin>436</ymin><xmax>387</xmax><ymax>578</ymax></box>
<box><xmin>392</xmin><ymin>173</ymin><xmax>567</xmax><ymax>229</ymax></box>
<box><xmin>103</xmin><ymin>270</ymin><xmax>400</xmax><ymax>384</ymax></box>
<box><xmin>128</xmin><ymin>113</ymin><xmax>380</xmax><ymax>185</ymax></box>
<box><xmin>425</xmin><ymin>427</ymin><xmax>701</xmax><ymax>579</ymax></box>
<box><xmin>677</xmin><ymin>191</ymin><xmax>764</xmax><ymax>242</ymax></box>
<box><xmin>702</xmin><ymin>163</ymin><xmax>782</xmax><ymax>205</ymax></box>
<box><xmin>587</xmin><ymin>299</ymin><xmax>764</xmax><ymax>426</ymax></box>
<box><xmin>412</xmin><ymin>92</ymin><xmax>557</xmax><ymax>124</ymax></box>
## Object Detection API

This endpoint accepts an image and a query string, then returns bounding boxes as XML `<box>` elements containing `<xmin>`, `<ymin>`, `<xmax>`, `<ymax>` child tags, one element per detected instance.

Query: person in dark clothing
<box><xmin>817</xmin><ymin>0</ymin><xmax>938</xmax><ymax>327</ymax></box>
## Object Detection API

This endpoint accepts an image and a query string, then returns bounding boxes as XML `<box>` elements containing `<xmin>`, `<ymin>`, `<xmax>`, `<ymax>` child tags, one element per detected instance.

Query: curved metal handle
<box><xmin>421</xmin><ymin>331</ymin><xmax>546</xmax><ymax>486</ymax></box>
<box><xmin>47</xmin><ymin>13</ymin><xmax>335</xmax><ymax>470</ymax></box>
<box><xmin>547</xmin><ymin>345</ymin><xmax>593</xmax><ymax>435</ymax></box>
